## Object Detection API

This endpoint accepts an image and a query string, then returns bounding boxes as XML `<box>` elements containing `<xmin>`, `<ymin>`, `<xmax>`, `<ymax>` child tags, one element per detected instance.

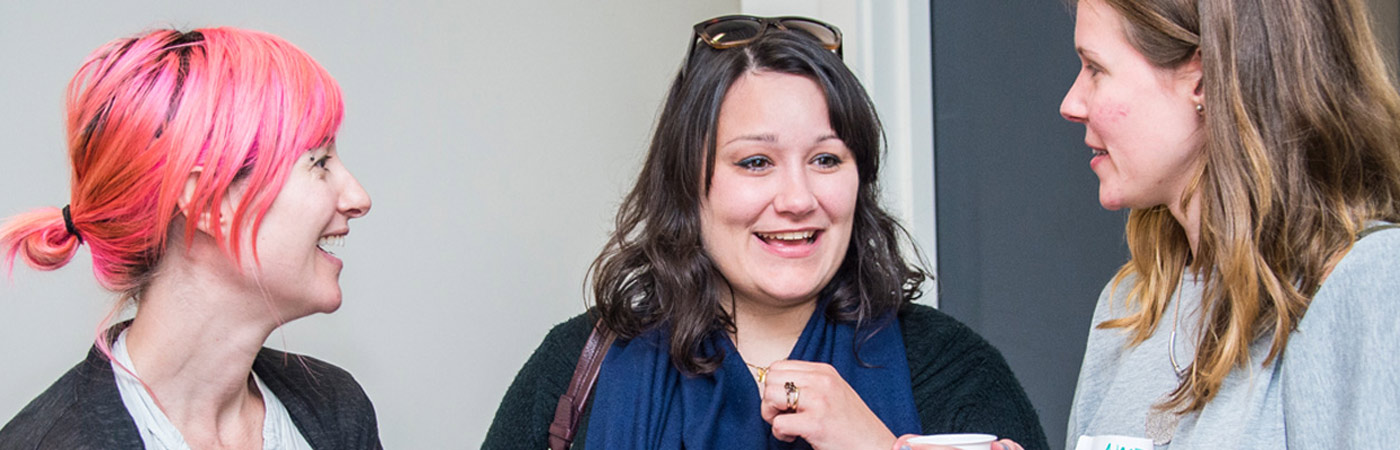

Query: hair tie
<box><xmin>62</xmin><ymin>205</ymin><xmax>82</xmax><ymax>243</ymax></box>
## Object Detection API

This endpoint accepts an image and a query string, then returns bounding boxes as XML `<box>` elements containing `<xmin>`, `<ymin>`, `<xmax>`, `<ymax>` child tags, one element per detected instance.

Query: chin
<box><xmin>1097</xmin><ymin>188</ymin><xmax>1126</xmax><ymax>211</ymax></box>
<box><xmin>761</xmin><ymin>287</ymin><xmax>823</xmax><ymax>305</ymax></box>
<box><xmin>300</xmin><ymin>292</ymin><xmax>344</xmax><ymax>316</ymax></box>
<box><xmin>1099</xmin><ymin>200</ymin><xmax>1126</xmax><ymax>211</ymax></box>
<box><xmin>319</xmin><ymin>296</ymin><xmax>344</xmax><ymax>314</ymax></box>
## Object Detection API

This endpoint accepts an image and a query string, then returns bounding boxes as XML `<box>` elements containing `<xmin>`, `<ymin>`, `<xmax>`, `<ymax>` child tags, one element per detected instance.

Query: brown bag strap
<box><xmin>548</xmin><ymin>324</ymin><xmax>614</xmax><ymax>450</ymax></box>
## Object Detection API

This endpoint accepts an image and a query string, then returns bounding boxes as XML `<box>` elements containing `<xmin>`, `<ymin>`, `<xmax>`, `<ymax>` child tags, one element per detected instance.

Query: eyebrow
<box><xmin>723</xmin><ymin>133</ymin><xmax>777</xmax><ymax>147</ymax></box>
<box><xmin>1075</xmin><ymin>46</ymin><xmax>1101</xmax><ymax>62</ymax></box>
<box><xmin>722</xmin><ymin>133</ymin><xmax>841</xmax><ymax>147</ymax></box>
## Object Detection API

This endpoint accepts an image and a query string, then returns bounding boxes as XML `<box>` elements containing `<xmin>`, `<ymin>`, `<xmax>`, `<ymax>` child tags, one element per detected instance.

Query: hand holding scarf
<box><xmin>761</xmin><ymin>360</ymin><xmax>899</xmax><ymax>449</ymax></box>
<box><xmin>586</xmin><ymin>299</ymin><xmax>921</xmax><ymax>449</ymax></box>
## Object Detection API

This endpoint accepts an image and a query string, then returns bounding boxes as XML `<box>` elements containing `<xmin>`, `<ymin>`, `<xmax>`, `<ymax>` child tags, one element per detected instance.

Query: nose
<box><xmin>338</xmin><ymin>171</ymin><xmax>372</xmax><ymax>219</ymax></box>
<box><xmin>773</xmin><ymin>166</ymin><xmax>818</xmax><ymax>216</ymax></box>
<box><xmin>1060</xmin><ymin>74</ymin><xmax>1088</xmax><ymax>124</ymax></box>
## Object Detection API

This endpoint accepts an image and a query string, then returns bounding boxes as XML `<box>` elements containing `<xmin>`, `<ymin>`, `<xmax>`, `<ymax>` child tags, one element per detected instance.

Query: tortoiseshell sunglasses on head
<box><xmin>683</xmin><ymin>15</ymin><xmax>843</xmax><ymax>73</ymax></box>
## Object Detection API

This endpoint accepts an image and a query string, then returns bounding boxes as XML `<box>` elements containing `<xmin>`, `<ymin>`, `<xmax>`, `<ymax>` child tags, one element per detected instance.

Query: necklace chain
<box><xmin>1149</xmin><ymin>269</ymin><xmax>1191</xmax><ymax>445</ymax></box>
<box><xmin>1168</xmin><ymin>278</ymin><xmax>1187</xmax><ymax>376</ymax></box>
<box><xmin>744</xmin><ymin>362</ymin><xmax>769</xmax><ymax>384</ymax></box>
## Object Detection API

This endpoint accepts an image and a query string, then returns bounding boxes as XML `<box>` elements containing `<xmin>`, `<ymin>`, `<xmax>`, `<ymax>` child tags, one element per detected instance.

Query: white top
<box><xmin>110</xmin><ymin>330</ymin><xmax>314</xmax><ymax>450</ymax></box>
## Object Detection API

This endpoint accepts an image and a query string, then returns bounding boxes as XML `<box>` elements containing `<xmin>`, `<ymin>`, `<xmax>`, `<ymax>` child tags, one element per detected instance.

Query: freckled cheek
<box><xmin>1089</xmin><ymin>102</ymin><xmax>1132</xmax><ymax>126</ymax></box>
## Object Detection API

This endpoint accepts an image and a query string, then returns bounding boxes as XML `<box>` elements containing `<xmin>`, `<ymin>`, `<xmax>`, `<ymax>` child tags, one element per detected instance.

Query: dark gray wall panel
<box><xmin>931</xmin><ymin>2</ymin><xmax>1128</xmax><ymax>446</ymax></box>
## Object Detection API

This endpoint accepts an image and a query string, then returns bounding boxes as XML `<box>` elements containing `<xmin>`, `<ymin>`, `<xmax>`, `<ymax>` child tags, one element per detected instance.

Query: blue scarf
<box><xmin>585</xmin><ymin>303</ymin><xmax>921</xmax><ymax>449</ymax></box>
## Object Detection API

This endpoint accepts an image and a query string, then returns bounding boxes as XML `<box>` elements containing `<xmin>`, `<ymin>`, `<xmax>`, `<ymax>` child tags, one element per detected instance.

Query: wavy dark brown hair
<box><xmin>589</xmin><ymin>30</ymin><xmax>928</xmax><ymax>375</ymax></box>
<box><xmin>1085</xmin><ymin>0</ymin><xmax>1400</xmax><ymax>413</ymax></box>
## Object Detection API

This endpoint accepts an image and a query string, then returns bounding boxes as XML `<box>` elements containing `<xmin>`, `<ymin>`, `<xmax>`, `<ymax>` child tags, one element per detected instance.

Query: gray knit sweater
<box><xmin>1067</xmin><ymin>226</ymin><xmax>1400</xmax><ymax>449</ymax></box>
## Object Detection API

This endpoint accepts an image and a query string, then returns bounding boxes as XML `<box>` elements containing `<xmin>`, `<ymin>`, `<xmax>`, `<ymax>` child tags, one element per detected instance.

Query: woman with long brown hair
<box><xmin>1060</xmin><ymin>0</ymin><xmax>1400</xmax><ymax>447</ymax></box>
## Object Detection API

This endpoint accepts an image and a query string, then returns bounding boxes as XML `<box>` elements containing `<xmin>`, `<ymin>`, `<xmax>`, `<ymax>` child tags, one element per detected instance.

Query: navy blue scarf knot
<box><xmin>586</xmin><ymin>303</ymin><xmax>921</xmax><ymax>449</ymax></box>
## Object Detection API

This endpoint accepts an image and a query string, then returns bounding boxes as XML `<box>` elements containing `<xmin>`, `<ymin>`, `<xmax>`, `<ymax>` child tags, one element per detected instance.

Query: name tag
<box><xmin>1074</xmin><ymin>434</ymin><xmax>1154</xmax><ymax>450</ymax></box>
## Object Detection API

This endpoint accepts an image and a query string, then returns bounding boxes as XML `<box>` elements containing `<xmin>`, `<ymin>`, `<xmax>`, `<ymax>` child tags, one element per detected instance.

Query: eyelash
<box><xmin>1084</xmin><ymin>63</ymin><xmax>1103</xmax><ymax>77</ymax></box>
<box><xmin>311</xmin><ymin>155</ymin><xmax>332</xmax><ymax>170</ymax></box>
<box><xmin>736</xmin><ymin>156</ymin><xmax>773</xmax><ymax>171</ymax></box>
<box><xmin>734</xmin><ymin>154</ymin><xmax>844</xmax><ymax>171</ymax></box>
<box><xmin>813</xmin><ymin>154</ymin><xmax>842</xmax><ymax>168</ymax></box>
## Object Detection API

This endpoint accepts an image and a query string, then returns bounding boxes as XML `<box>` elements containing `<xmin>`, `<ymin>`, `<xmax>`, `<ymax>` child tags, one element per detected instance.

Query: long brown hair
<box><xmin>1094</xmin><ymin>0</ymin><xmax>1400</xmax><ymax>413</ymax></box>
<box><xmin>589</xmin><ymin>31</ymin><xmax>928</xmax><ymax>375</ymax></box>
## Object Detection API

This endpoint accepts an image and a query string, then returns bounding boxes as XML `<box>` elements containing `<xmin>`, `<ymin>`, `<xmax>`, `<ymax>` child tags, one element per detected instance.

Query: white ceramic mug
<box><xmin>907</xmin><ymin>433</ymin><xmax>998</xmax><ymax>450</ymax></box>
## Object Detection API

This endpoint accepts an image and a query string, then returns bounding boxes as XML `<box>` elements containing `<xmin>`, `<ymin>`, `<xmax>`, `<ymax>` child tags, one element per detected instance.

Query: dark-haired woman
<box><xmin>486</xmin><ymin>16</ymin><xmax>1045</xmax><ymax>450</ymax></box>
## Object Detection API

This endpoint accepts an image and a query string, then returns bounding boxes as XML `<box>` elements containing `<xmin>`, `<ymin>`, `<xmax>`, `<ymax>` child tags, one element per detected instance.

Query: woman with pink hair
<box><xmin>0</xmin><ymin>28</ymin><xmax>379</xmax><ymax>448</ymax></box>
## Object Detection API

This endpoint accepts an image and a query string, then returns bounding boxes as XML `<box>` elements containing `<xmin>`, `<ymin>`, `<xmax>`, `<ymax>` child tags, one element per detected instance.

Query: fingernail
<box><xmin>899</xmin><ymin>446</ymin><xmax>912</xmax><ymax>450</ymax></box>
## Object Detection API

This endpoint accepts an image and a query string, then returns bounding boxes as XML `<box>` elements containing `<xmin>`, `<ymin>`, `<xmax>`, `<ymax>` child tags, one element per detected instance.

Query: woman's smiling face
<box><xmin>235</xmin><ymin>145</ymin><xmax>371</xmax><ymax>318</ymax></box>
<box><xmin>700</xmin><ymin>70</ymin><xmax>858</xmax><ymax>309</ymax></box>
<box><xmin>1060</xmin><ymin>0</ymin><xmax>1205</xmax><ymax>211</ymax></box>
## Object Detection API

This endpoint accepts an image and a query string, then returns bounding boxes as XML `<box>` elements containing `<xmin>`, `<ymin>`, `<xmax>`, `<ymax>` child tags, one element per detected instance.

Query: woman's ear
<box><xmin>178</xmin><ymin>167</ymin><xmax>230</xmax><ymax>236</ymax></box>
<box><xmin>1182</xmin><ymin>50</ymin><xmax>1204</xmax><ymax>106</ymax></box>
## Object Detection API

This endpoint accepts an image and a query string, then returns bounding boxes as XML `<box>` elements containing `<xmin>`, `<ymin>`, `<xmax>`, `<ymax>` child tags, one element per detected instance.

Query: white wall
<box><xmin>0</xmin><ymin>1</ymin><xmax>737</xmax><ymax>447</ymax></box>
<box><xmin>742</xmin><ymin>0</ymin><xmax>937</xmax><ymax>303</ymax></box>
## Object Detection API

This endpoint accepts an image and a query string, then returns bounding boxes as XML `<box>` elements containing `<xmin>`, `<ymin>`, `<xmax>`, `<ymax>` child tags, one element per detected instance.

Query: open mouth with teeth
<box><xmin>1091</xmin><ymin>149</ymin><xmax>1107</xmax><ymax>157</ymax></box>
<box><xmin>317</xmin><ymin>234</ymin><xmax>345</xmax><ymax>255</ymax></box>
<box><xmin>755</xmin><ymin>230</ymin><xmax>819</xmax><ymax>245</ymax></box>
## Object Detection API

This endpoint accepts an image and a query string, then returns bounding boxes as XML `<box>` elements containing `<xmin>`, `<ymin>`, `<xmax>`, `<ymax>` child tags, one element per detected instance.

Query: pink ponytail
<box><xmin>2</xmin><ymin>27</ymin><xmax>343</xmax><ymax>302</ymax></box>
<box><xmin>0</xmin><ymin>208</ymin><xmax>82</xmax><ymax>274</ymax></box>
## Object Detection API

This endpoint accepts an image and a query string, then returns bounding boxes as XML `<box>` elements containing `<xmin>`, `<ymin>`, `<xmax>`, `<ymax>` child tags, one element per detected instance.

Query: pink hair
<box><xmin>1</xmin><ymin>27</ymin><xmax>342</xmax><ymax>319</ymax></box>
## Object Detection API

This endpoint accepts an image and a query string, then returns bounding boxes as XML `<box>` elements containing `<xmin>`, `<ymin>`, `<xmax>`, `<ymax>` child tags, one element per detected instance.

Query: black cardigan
<box><xmin>484</xmin><ymin>303</ymin><xmax>1049</xmax><ymax>449</ymax></box>
<box><xmin>0</xmin><ymin>339</ymin><xmax>382</xmax><ymax>449</ymax></box>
